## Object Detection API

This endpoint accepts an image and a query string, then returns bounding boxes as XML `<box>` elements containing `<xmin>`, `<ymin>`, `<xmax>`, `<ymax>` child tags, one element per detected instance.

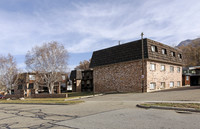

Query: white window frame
<box><xmin>177</xmin><ymin>67</ymin><xmax>180</xmax><ymax>73</ymax></box>
<box><xmin>178</xmin><ymin>54</ymin><xmax>182</xmax><ymax>59</ymax></box>
<box><xmin>161</xmin><ymin>65</ymin><xmax>165</xmax><ymax>71</ymax></box>
<box><xmin>151</xmin><ymin>45</ymin><xmax>158</xmax><ymax>52</ymax></box>
<box><xmin>160</xmin><ymin>82</ymin><xmax>165</xmax><ymax>89</ymax></box>
<box><xmin>150</xmin><ymin>82</ymin><xmax>156</xmax><ymax>90</ymax></box>
<box><xmin>177</xmin><ymin>81</ymin><xmax>180</xmax><ymax>87</ymax></box>
<box><xmin>170</xmin><ymin>66</ymin><xmax>174</xmax><ymax>72</ymax></box>
<box><xmin>171</xmin><ymin>51</ymin><xmax>175</xmax><ymax>57</ymax></box>
<box><xmin>161</xmin><ymin>49</ymin><xmax>167</xmax><ymax>55</ymax></box>
<box><xmin>151</xmin><ymin>46</ymin><xmax>155</xmax><ymax>52</ymax></box>
<box><xmin>150</xmin><ymin>64</ymin><xmax>156</xmax><ymax>71</ymax></box>
<box><xmin>170</xmin><ymin>81</ymin><xmax>174</xmax><ymax>88</ymax></box>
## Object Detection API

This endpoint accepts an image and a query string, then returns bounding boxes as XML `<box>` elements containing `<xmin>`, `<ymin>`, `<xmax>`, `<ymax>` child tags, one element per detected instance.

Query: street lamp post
<box><xmin>141</xmin><ymin>32</ymin><xmax>144</xmax><ymax>92</ymax></box>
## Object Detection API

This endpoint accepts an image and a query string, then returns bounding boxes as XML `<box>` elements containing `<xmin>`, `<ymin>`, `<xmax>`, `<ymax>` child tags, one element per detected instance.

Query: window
<box><xmin>28</xmin><ymin>83</ymin><xmax>34</xmax><ymax>89</ymax></box>
<box><xmin>87</xmin><ymin>80</ymin><xmax>90</xmax><ymax>84</ymax></box>
<box><xmin>160</xmin><ymin>82</ymin><xmax>165</xmax><ymax>89</ymax></box>
<box><xmin>178</xmin><ymin>54</ymin><xmax>182</xmax><ymax>59</ymax></box>
<box><xmin>151</xmin><ymin>45</ymin><xmax>158</xmax><ymax>52</ymax></box>
<box><xmin>18</xmin><ymin>85</ymin><xmax>22</xmax><ymax>90</ymax></box>
<box><xmin>150</xmin><ymin>83</ymin><xmax>156</xmax><ymax>90</ymax></box>
<box><xmin>191</xmin><ymin>70</ymin><xmax>196</xmax><ymax>74</ymax></box>
<box><xmin>171</xmin><ymin>51</ymin><xmax>175</xmax><ymax>57</ymax></box>
<box><xmin>170</xmin><ymin>81</ymin><xmax>174</xmax><ymax>88</ymax></box>
<box><xmin>177</xmin><ymin>67</ymin><xmax>180</xmax><ymax>73</ymax></box>
<box><xmin>61</xmin><ymin>83</ymin><xmax>66</xmax><ymax>87</ymax></box>
<box><xmin>177</xmin><ymin>81</ymin><xmax>180</xmax><ymax>87</ymax></box>
<box><xmin>161</xmin><ymin>65</ymin><xmax>165</xmax><ymax>71</ymax></box>
<box><xmin>150</xmin><ymin>64</ymin><xmax>156</xmax><ymax>71</ymax></box>
<box><xmin>161</xmin><ymin>49</ymin><xmax>167</xmax><ymax>55</ymax></box>
<box><xmin>62</xmin><ymin>75</ymin><xmax>66</xmax><ymax>80</ymax></box>
<box><xmin>170</xmin><ymin>66</ymin><xmax>174</xmax><ymax>72</ymax></box>
<box><xmin>81</xmin><ymin>81</ymin><xmax>85</xmax><ymax>84</ymax></box>
<box><xmin>186</xmin><ymin>76</ymin><xmax>189</xmax><ymax>81</ymax></box>
<box><xmin>29</xmin><ymin>75</ymin><xmax>35</xmax><ymax>80</ymax></box>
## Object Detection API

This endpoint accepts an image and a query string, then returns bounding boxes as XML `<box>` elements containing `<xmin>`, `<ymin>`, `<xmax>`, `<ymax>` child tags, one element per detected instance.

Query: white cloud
<box><xmin>0</xmin><ymin>0</ymin><xmax>200</xmax><ymax>57</ymax></box>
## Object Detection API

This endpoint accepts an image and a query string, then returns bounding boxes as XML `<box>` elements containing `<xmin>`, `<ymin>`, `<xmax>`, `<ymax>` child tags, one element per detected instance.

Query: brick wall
<box><xmin>146</xmin><ymin>61</ymin><xmax>182</xmax><ymax>92</ymax></box>
<box><xmin>5</xmin><ymin>93</ymin><xmax>67</xmax><ymax>99</ymax></box>
<box><xmin>93</xmin><ymin>60</ymin><xmax>146</xmax><ymax>93</ymax></box>
<box><xmin>5</xmin><ymin>94</ymin><xmax>24</xmax><ymax>99</ymax></box>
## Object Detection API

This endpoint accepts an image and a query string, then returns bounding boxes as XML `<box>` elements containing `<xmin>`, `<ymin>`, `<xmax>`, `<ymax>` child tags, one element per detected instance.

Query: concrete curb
<box><xmin>0</xmin><ymin>103</ymin><xmax>79</xmax><ymax>105</ymax></box>
<box><xmin>136</xmin><ymin>104</ymin><xmax>200</xmax><ymax>113</ymax></box>
<box><xmin>65</xmin><ymin>93</ymin><xmax>104</xmax><ymax>101</ymax></box>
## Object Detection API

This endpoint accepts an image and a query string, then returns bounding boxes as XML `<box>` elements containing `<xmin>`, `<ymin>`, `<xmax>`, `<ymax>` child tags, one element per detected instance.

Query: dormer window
<box><xmin>178</xmin><ymin>54</ymin><xmax>182</xmax><ymax>59</ymax></box>
<box><xmin>161</xmin><ymin>49</ymin><xmax>167</xmax><ymax>55</ymax></box>
<box><xmin>171</xmin><ymin>51</ymin><xmax>175</xmax><ymax>57</ymax></box>
<box><xmin>151</xmin><ymin>45</ymin><xmax>158</xmax><ymax>52</ymax></box>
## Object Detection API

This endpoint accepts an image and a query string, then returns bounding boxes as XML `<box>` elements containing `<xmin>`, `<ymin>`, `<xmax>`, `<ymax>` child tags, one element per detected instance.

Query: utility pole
<box><xmin>141</xmin><ymin>32</ymin><xmax>144</xmax><ymax>92</ymax></box>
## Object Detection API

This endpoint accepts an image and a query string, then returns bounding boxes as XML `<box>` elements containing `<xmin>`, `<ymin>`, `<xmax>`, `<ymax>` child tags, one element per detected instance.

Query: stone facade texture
<box><xmin>146</xmin><ymin>61</ymin><xmax>182</xmax><ymax>92</ymax></box>
<box><xmin>93</xmin><ymin>60</ymin><xmax>146</xmax><ymax>93</ymax></box>
<box><xmin>147</xmin><ymin>39</ymin><xmax>182</xmax><ymax>65</ymax></box>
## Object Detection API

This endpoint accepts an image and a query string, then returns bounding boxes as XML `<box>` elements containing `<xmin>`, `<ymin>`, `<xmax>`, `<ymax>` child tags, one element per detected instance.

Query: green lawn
<box><xmin>141</xmin><ymin>103</ymin><xmax>200</xmax><ymax>110</ymax></box>
<box><xmin>0</xmin><ymin>92</ymin><xmax>96</xmax><ymax>104</ymax></box>
<box><xmin>0</xmin><ymin>98</ymin><xmax>83</xmax><ymax>105</ymax></box>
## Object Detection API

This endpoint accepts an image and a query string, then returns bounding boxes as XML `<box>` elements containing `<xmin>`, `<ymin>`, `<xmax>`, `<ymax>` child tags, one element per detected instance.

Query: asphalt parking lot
<box><xmin>0</xmin><ymin>86</ymin><xmax>200</xmax><ymax>129</ymax></box>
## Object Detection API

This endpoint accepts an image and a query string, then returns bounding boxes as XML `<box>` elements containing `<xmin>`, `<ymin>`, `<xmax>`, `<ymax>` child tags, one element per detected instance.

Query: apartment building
<box><xmin>90</xmin><ymin>38</ymin><xmax>183</xmax><ymax>93</ymax></box>
<box><xmin>70</xmin><ymin>69</ymin><xmax>93</xmax><ymax>92</ymax></box>
<box><xmin>183</xmin><ymin>66</ymin><xmax>200</xmax><ymax>86</ymax></box>
<box><xmin>14</xmin><ymin>72</ymin><xmax>68</xmax><ymax>97</ymax></box>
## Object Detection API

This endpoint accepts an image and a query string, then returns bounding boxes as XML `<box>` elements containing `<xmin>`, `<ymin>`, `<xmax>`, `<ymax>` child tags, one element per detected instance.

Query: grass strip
<box><xmin>0</xmin><ymin>99</ymin><xmax>83</xmax><ymax>105</ymax></box>
<box><xmin>141</xmin><ymin>103</ymin><xmax>200</xmax><ymax>110</ymax></box>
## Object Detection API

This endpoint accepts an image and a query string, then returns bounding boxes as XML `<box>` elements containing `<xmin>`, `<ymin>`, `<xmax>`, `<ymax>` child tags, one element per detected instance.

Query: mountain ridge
<box><xmin>177</xmin><ymin>38</ymin><xmax>200</xmax><ymax>47</ymax></box>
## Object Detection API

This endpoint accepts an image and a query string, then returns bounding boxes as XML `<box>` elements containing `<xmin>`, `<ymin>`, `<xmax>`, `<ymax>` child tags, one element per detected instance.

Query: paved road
<box><xmin>0</xmin><ymin>86</ymin><xmax>200</xmax><ymax>129</ymax></box>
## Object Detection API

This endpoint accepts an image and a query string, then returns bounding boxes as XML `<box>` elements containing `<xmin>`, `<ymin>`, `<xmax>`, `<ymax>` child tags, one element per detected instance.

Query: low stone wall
<box><xmin>5</xmin><ymin>94</ymin><xmax>24</xmax><ymax>99</ymax></box>
<box><xmin>31</xmin><ymin>93</ymin><xmax>68</xmax><ymax>98</ymax></box>
<box><xmin>5</xmin><ymin>93</ymin><xmax>68</xmax><ymax>99</ymax></box>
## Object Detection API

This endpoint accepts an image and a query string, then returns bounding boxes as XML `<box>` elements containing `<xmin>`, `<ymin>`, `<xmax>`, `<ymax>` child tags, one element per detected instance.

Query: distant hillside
<box><xmin>177</xmin><ymin>38</ymin><xmax>200</xmax><ymax>47</ymax></box>
<box><xmin>177</xmin><ymin>37</ymin><xmax>200</xmax><ymax>67</ymax></box>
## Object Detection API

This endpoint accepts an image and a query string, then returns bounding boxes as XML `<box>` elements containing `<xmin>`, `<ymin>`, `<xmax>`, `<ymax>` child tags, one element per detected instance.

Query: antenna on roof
<box><xmin>118</xmin><ymin>41</ymin><xmax>121</xmax><ymax>45</ymax></box>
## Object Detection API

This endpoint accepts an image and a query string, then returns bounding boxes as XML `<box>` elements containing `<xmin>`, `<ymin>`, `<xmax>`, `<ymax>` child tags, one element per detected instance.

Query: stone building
<box><xmin>90</xmin><ymin>38</ymin><xmax>183</xmax><ymax>93</ymax></box>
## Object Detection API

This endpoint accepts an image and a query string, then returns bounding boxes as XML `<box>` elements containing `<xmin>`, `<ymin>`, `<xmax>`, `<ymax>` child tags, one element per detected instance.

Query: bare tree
<box><xmin>25</xmin><ymin>41</ymin><xmax>68</xmax><ymax>94</ymax></box>
<box><xmin>75</xmin><ymin>59</ymin><xmax>91</xmax><ymax>70</ymax></box>
<box><xmin>0</xmin><ymin>54</ymin><xmax>19</xmax><ymax>93</ymax></box>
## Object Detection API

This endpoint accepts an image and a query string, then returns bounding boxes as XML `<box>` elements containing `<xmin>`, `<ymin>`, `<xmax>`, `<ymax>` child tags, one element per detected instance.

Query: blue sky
<box><xmin>0</xmin><ymin>0</ymin><xmax>200</xmax><ymax>71</ymax></box>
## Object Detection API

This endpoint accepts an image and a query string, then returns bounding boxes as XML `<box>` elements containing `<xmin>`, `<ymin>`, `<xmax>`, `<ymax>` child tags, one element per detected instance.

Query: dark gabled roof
<box><xmin>70</xmin><ymin>70</ymin><xmax>82</xmax><ymax>80</ymax></box>
<box><xmin>90</xmin><ymin>38</ymin><xmax>148</xmax><ymax>68</ymax></box>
